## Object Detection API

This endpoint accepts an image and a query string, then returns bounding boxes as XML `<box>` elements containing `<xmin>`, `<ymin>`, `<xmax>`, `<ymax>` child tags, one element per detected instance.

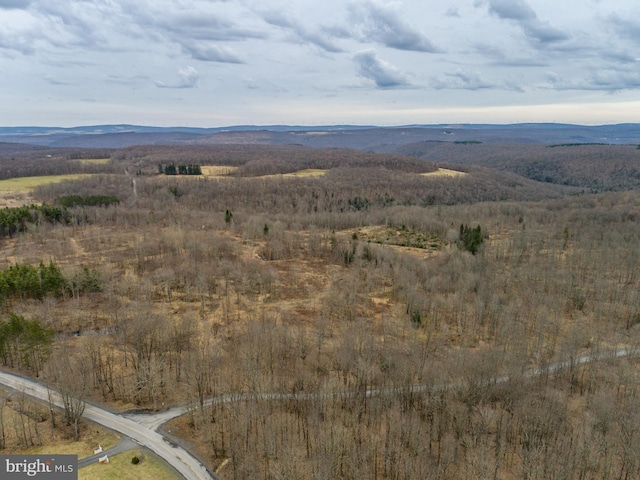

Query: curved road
<box><xmin>0</xmin><ymin>346</ymin><xmax>637</xmax><ymax>480</ymax></box>
<box><xmin>0</xmin><ymin>370</ymin><xmax>213</xmax><ymax>480</ymax></box>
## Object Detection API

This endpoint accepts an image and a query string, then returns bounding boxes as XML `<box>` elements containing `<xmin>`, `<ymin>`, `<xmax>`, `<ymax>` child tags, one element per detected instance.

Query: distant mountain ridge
<box><xmin>0</xmin><ymin>124</ymin><xmax>377</xmax><ymax>136</ymax></box>
<box><xmin>1</xmin><ymin>123</ymin><xmax>640</xmax><ymax>149</ymax></box>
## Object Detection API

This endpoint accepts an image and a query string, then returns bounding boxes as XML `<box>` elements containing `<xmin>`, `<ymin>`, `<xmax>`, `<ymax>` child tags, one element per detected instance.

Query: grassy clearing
<box><xmin>200</xmin><ymin>166</ymin><xmax>327</xmax><ymax>178</ymax></box>
<box><xmin>282</xmin><ymin>168</ymin><xmax>327</xmax><ymax>177</ymax></box>
<box><xmin>200</xmin><ymin>166</ymin><xmax>238</xmax><ymax>177</ymax></box>
<box><xmin>0</xmin><ymin>191</ymin><xmax>31</xmax><ymax>208</ymax></box>
<box><xmin>0</xmin><ymin>175</ymin><xmax>93</xmax><ymax>192</ymax></box>
<box><xmin>25</xmin><ymin>433</ymin><xmax>120</xmax><ymax>459</ymax></box>
<box><xmin>76</xmin><ymin>159</ymin><xmax>110</xmax><ymax>165</ymax></box>
<box><xmin>80</xmin><ymin>450</ymin><xmax>180</xmax><ymax>480</ymax></box>
<box><xmin>354</xmin><ymin>225</ymin><xmax>444</xmax><ymax>251</ymax></box>
<box><xmin>420</xmin><ymin>168</ymin><xmax>466</xmax><ymax>178</ymax></box>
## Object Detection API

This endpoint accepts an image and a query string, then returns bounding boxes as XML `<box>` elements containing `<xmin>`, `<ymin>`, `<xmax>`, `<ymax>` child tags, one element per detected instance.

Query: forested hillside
<box><xmin>0</xmin><ymin>141</ymin><xmax>639</xmax><ymax>479</ymax></box>
<box><xmin>381</xmin><ymin>142</ymin><xmax>640</xmax><ymax>192</ymax></box>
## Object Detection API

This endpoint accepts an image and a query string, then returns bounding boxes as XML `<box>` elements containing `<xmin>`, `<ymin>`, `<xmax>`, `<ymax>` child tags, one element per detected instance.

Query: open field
<box><xmin>76</xmin><ymin>159</ymin><xmax>111</xmax><ymax>165</ymax></box>
<box><xmin>0</xmin><ymin>174</ymin><xmax>95</xmax><ymax>207</ymax></box>
<box><xmin>24</xmin><ymin>434</ymin><xmax>120</xmax><ymax>459</ymax></box>
<box><xmin>282</xmin><ymin>168</ymin><xmax>327</xmax><ymax>177</ymax></box>
<box><xmin>200</xmin><ymin>166</ymin><xmax>327</xmax><ymax>178</ymax></box>
<box><xmin>421</xmin><ymin>167</ymin><xmax>467</xmax><ymax>177</ymax></box>
<box><xmin>200</xmin><ymin>165</ymin><xmax>237</xmax><ymax>177</ymax></box>
<box><xmin>0</xmin><ymin>190</ymin><xmax>32</xmax><ymax>208</ymax></box>
<box><xmin>0</xmin><ymin>174</ymin><xmax>93</xmax><ymax>192</ymax></box>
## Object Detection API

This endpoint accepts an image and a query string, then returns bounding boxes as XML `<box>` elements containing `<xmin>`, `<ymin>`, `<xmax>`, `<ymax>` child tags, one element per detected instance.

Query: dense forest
<box><xmin>0</xmin><ymin>141</ymin><xmax>639</xmax><ymax>479</ymax></box>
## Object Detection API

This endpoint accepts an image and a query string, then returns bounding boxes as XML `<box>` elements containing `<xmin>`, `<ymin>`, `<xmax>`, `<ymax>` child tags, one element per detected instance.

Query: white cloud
<box><xmin>155</xmin><ymin>66</ymin><xmax>200</xmax><ymax>89</ymax></box>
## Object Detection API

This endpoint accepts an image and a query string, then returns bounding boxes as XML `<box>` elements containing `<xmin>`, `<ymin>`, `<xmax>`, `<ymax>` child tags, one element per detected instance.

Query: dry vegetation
<box><xmin>420</xmin><ymin>168</ymin><xmax>467</xmax><ymax>178</ymax></box>
<box><xmin>386</xmin><ymin>142</ymin><xmax>640</xmax><ymax>191</ymax></box>
<box><xmin>0</xmin><ymin>143</ymin><xmax>640</xmax><ymax>479</ymax></box>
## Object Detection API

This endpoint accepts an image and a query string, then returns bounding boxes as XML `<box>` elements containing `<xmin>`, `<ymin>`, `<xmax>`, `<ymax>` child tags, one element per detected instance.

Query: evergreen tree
<box><xmin>459</xmin><ymin>224</ymin><xmax>484</xmax><ymax>255</ymax></box>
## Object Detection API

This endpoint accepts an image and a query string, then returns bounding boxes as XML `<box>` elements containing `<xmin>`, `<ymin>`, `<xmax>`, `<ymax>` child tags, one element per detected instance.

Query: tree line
<box><xmin>0</xmin><ymin>205</ymin><xmax>70</xmax><ymax>238</ymax></box>
<box><xmin>159</xmin><ymin>163</ymin><xmax>202</xmax><ymax>175</ymax></box>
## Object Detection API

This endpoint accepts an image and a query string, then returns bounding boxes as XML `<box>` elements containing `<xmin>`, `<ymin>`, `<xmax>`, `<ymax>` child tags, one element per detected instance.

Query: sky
<box><xmin>1</xmin><ymin>0</ymin><xmax>640</xmax><ymax>127</ymax></box>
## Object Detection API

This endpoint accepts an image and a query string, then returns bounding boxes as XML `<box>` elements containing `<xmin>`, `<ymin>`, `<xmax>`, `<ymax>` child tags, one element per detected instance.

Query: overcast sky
<box><xmin>1</xmin><ymin>0</ymin><xmax>640</xmax><ymax>127</ymax></box>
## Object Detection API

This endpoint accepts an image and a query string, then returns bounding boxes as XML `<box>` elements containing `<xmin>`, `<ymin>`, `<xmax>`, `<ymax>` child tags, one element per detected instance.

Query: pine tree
<box><xmin>459</xmin><ymin>224</ymin><xmax>484</xmax><ymax>255</ymax></box>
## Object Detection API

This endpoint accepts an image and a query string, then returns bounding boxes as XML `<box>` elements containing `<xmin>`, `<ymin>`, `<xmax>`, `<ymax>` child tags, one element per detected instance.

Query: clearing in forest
<box><xmin>420</xmin><ymin>168</ymin><xmax>466</xmax><ymax>177</ymax></box>
<box><xmin>0</xmin><ymin>174</ymin><xmax>94</xmax><ymax>207</ymax></box>
<box><xmin>0</xmin><ymin>174</ymin><xmax>94</xmax><ymax>192</ymax></box>
<box><xmin>282</xmin><ymin>168</ymin><xmax>327</xmax><ymax>177</ymax></box>
<box><xmin>75</xmin><ymin>159</ymin><xmax>111</xmax><ymax>165</ymax></box>
<box><xmin>200</xmin><ymin>166</ymin><xmax>238</xmax><ymax>177</ymax></box>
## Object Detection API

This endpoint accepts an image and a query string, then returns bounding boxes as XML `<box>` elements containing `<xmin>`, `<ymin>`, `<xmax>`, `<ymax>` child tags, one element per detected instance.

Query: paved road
<box><xmin>124</xmin><ymin>346</ymin><xmax>640</xmax><ymax>429</ymax></box>
<box><xmin>0</xmin><ymin>370</ymin><xmax>213</xmax><ymax>480</ymax></box>
<box><xmin>1</xmin><ymin>346</ymin><xmax>637</xmax><ymax>480</ymax></box>
<box><xmin>77</xmin><ymin>437</ymin><xmax>138</xmax><ymax>468</ymax></box>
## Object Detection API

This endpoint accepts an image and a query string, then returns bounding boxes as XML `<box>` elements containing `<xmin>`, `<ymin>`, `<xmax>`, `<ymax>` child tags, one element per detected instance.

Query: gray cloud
<box><xmin>524</xmin><ymin>22</ymin><xmax>568</xmax><ymax>44</ymax></box>
<box><xmin>599</xmin><ymin>50</ymin><xmax>638</xmax><ymax>65</ymax></box>
<box><xmin>44</xmin><ymin>74</ymin><xmax>76</xmax><ymax>86</ymax></box>
<box><xmin>488</xmin><ymin>0</ymin><xmax>536</xmax><ymax>21</ymax></box>
<box><xmin>349</xmin><ymin>1</ymin><xmax>441</xmax><ymax>52</ymax></box>
<box><xmin>0</xmin><ymin>31</ymin><xmax>35</xmax><ymax>55</ymax></box>
<box><xmin>609</xmin><ymin>15</ymin><xmax>640</xmax><ymax>43</ymax></box>
<box><xmin>180</xmin><ymin>42</ymin><xmax>244</xmax><ymax>63</ymax></box>
<box><xmin>261</xmin><ymin>10</ymin><xmax>343</xmax><ymax>52</ymax></box>
<box><xmin>430</xmin><ymin>70</ymin><xmax>497</xmax><ymax>90</ymax></box>
<box><xmin>152</xmin><ymin>11</ymin><xmax>263</xmax><ymax>42</ymax></box>
<box><xmin>472</xmin><ymin>43</ymin><xmax>549</xmax><ymax>67</ymax></box>
<box><xmin>547</xmin><ymin>69</ymin><xmax>640</xmax><ymax>92</ymax></box>
<box><xmin>34</xmin><ymin>1</ymin><xmax>107</xmax><ymax>49</ymax></box>
<box><xmin>155</xmin><ymin>66</ymin><xmax>200</xmax><ymax>89</ymax></box>
<box><xmin>0</xmin><ymin>0</ymin><xmax>30</xmax><ymax>8</ymax></box>
<box><xmin>446</xmin><ymin>7</ymin><xmax>461</xmax><ymax>18</ymax></box>
<box><xmin>353</xmin><ymin>49</ymin><xmax>410</xmax><ymax>88</ymax></box>
<box><xmin>485</xmin><ymin>0</ymin><xmax>568</xmax><ymax>45</ymax></box>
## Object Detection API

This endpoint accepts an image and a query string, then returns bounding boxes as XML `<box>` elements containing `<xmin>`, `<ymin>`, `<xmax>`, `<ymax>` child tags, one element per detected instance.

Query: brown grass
<box><xmin>420</xmin><ymin>168</ymin><xmax>466</xmax><ymax>177</ymax></box>
<box><xmin>75</xmin><ymin>159</ymin><xmax>111</xmax><ymax>165</ymax></box>
<box><xmin>282</xmin><ymin>169</ymin><xmax>327</xmax><ymax>177</ymax></box>
<box><xmin>200</xmin><ymin>166</ymin><xmax>238</xmax><ymax>177</ymax></box>
<box><xmin>0</xmin><ymin>190</ymin><xmax>33</xmax><ymax>208</ymax></box>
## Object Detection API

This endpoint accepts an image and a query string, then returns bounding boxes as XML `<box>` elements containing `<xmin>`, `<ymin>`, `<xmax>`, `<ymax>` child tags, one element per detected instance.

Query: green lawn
<box><xmin>80</xmin><ymin>450</ymin><xmax>180</xmax><ymax>480</ymax></box>
<box><xmin>0</xmin><ymin>175</ymin><xmax>93</xmax><ymax>192</ymax></box>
